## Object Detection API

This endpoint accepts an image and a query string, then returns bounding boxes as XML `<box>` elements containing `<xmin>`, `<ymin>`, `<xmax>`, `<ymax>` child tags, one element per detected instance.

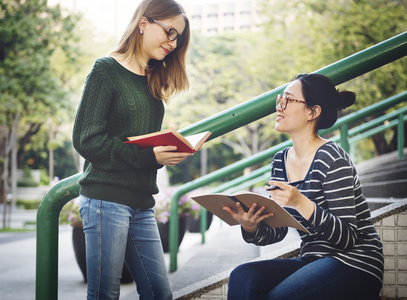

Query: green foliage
<box><xmin>0</xmin><ymin>0</ymin><xmax>80</xmax><ymax>121</ymax></box>
<box><xmin>24</xmin><ymin>140</ymin><xmax>77</xmax><ymax>180</ymax></box>
<box><xmin>39</xmin><ymin>169</ymin><xmax>50</xmax><ymax>186</ymax></box>
<box><xmin>167</xmin><ymin>142</ymin><xmax>245</xmax><ymax>185</ymax></box>
<box><xmin>154</xmin><ymin>187</ymin><xmax>203</xmax><ymax>224</ymax></box>
<box><xmin>0</xmin><ymin>228</ymin><xmax>35</xmax><ymax>232</ymax></box>
<box><xmin>17</xmin><ymin>167</ymin><xmax>38</xmax><ymax>187</ymax></box>
<box><xmin>1</xmin><ymin>0</ymin><xmax>404</xmax><ymax>188</ymax></box>
<box><xmin>164</xmin><ymin>0</ymin><xmax>407</xmax><ymax>182</ymax></box>
<box><xmin>0</xmin><ymin>0</ymin><xmax>90</xmax><ymax>192</ymax></box>
<box><xmin>16</xmin><ymin>200</ymin><xmax>41</xmax><ymax>210</ymax></box>
<box><xmin>60</xmin><ymin>199</ymin><xmax>82</xmax><ymax>227</ymax></box>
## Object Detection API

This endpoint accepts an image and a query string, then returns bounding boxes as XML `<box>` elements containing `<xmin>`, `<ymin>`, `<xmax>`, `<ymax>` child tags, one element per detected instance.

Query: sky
<box><xmin>48</xmin><ymin>0</ymin><xmax>141</xmax><ymax>40</ymax></box>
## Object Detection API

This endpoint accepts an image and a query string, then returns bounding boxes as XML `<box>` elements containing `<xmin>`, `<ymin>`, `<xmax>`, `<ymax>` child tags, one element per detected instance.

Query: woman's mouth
<box><xmin>161</xmin><ymin>47</ymin><xmax>170</xmax><ymax>54</ymax></box>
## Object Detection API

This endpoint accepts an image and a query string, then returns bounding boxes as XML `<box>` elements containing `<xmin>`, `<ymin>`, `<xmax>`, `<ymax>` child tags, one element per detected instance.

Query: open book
<box><xmin>125</xmin><ymin>129</ymin><xmax>212</xmax><ymax>153</ymax></box>
<box><xmin>191</xmin><ymin>191</ymin><xmax>310</xmax><ymax>233</ymax></box>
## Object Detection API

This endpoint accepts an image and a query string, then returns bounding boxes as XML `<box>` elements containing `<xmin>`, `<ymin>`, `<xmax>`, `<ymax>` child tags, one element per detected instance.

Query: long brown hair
<box><xmin>109</xmin><ymin>0</ymin><xmax>190</xmax><ymax>103</ymax></box>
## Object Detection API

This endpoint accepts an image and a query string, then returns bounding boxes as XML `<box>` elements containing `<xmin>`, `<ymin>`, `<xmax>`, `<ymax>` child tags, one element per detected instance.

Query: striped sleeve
<box><xmin>242</xmin><ymin>223</ymin><xmax>288</xmax><ymax>245</ymax></box>
<box><xmin>306</xmin><ymin>157</ymin><xmax>358</xmax><ymax>250</ymax></box>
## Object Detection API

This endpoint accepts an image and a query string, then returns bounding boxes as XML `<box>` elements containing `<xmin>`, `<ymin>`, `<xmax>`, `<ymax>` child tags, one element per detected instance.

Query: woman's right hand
<box><xmin>223</xmin><ymin>202</ymin><xmax>274</xmax><ymax>234</ymax></box>
<box><xmin>153</xmin><ymin>146</ymin><xmax>192</xmax><ymax>167</ymax></box>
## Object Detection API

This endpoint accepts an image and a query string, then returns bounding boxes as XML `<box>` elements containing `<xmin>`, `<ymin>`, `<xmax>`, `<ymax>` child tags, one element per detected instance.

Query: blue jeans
<box><xmin>79</xmin><ymin>195</ymin><xmax>172</xmax><ymax>300</ymax></box>
<box><xmin>228</xmin><ymin>256</ymin><xmax>382</xmax><ymax>300</ymax></box>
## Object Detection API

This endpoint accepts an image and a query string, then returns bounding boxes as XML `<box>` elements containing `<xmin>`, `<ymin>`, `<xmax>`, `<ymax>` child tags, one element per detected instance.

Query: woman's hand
<box><xmin>153</xmin><ymin>146</ymin><xmax>192</xmax><ymax>166</ymax></box>
<box><xmin>266</xmin><ymin>181</ymin><xmax>314</xmax><ymax>220</ymax></box>
<box><xmin>223</xmin><ymin>202</ymin><xmax>274</xmax><ymax>234</ymax></box>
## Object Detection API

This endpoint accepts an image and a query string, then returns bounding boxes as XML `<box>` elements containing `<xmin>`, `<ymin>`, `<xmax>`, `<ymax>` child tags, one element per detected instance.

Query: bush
<box><xmin>39</xmin><ymin>169</ymin><xmax>50</xmax><ymax>186</ymax></box>
<box><xmin>17</xmin><ymin>177</ymin><xmax>39</xmax><ymax>187</ymax></box>
<box><xmin>17</xmin><ymin>168</ymin><xmax>39</xmax><ymax>187</ymax></box>
<box><xmin>16</xmin><ymin>200</ymin><xmax>41</xmax><ymax>210</ymax></box>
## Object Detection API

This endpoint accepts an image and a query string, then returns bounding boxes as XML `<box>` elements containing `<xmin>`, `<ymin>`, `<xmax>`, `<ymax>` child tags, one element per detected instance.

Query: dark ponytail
<box><xmin>295</xmin><ymin>74</ymin><xmax>356</xmax><ymax>130</ymax></box>
<box><xmin>336</xmin><ymin>90</ymin><xmax>356</xmax><ymax>110</ymax></box>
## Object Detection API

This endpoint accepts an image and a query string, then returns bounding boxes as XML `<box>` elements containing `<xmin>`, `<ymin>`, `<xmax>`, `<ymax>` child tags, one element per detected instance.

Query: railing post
<box><xmin>36</xmin><ymin>173</ymin><xmax>81</xmax><ymax>300</ymax></box>
<box><xmin>169</xmin><ymin>191</ymin><xmax>181</xmax><ymax>272</ymax></box>
<box><xmin>200</xmin><ymin>208</ymin><xmax>207</xmax><ymax>244</ymax></box>
<box><xmin>340</xmin><ymin>123</ymin><xmax>350</xmax><ymax>153</ymax></box>
<box><xmin>398</xmin><ymin>113</ymin><xmax>405</xmax><ymax>159</ymax></box>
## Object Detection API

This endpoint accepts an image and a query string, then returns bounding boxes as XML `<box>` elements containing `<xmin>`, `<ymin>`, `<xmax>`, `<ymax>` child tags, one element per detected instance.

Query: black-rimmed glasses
<box><xmin>147</xmin><ymin>17</ymin><xmax>183</xmax><ymax>45</ymax></box>
<box><xmin>276</xmin><ymin>94</ymin><xmax>307</xmax><ymax>110</ymax></box>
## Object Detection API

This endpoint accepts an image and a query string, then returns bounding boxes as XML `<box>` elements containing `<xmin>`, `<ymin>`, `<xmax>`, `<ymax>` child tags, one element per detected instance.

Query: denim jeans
<box><xmin>79</xmin><ymin>195</ymin><xmax>172</xmax><ymax>300</ymax></box>
<box><xmin>228</xmin><ymin>256</ymin><xmax>382</xmax><ymax>300</ymax></box>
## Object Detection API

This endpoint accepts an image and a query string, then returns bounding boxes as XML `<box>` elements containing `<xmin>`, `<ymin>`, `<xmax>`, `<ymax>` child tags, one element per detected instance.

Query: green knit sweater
<box><xmin>72</xmin><ymin>57</ymin><xmax>165</xmax><ymax>209</ymax></box>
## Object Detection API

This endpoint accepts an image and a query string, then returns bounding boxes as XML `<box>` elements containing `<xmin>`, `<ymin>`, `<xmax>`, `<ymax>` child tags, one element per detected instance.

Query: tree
<box><xmin>260</xmin><ymin>0</ymin><xmax>407</xmax><ymax>156</ymax></box>
<box><xmin>164</xmin><ymin>33</ymin><xmax>289</xmax><ymax>183</ymax></box>
<box><xmin>165</xmin><ymin>0</ymin><xmax>407</xmax><ymax>184</ymax></box>
<box><xmin>0</xmin><ymin>0</ymin><xmax>82</xmax><ymax>227</ymax></box>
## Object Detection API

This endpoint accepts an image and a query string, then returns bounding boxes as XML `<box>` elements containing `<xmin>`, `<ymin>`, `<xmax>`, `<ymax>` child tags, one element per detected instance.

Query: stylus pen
<box><xmin>266</xmin><ymin>179</ymin><xmax>305</xmax><ymax>191</ymax></box>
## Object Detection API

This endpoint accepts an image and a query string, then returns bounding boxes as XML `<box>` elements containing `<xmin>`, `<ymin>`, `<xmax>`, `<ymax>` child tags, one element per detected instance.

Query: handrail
<box><xmin>177</xmin><ymin>31</ymin><xmax>407</xmax><ymax>139</ymax></box>
<box><xmin>36</xmin><ymin>173</ymin><xmax>81</xmax><ymax>300</ymax></box>
<box><xmin>35</xmin><ymin>32</ymin><xmax>407</xmax><ymax>298</ymax></box>
<box><xmin>215</xmin><ymin>105</ymin><xmax>407</xmax><ymax>196</ymax></box>
<box><xmin>193</xmin><ymin>104</ymin><xmax>407</xmax><ymax>249</ymax></box>
<box><xmin>349</xmin><ymin>109</ymin><xmax>407</xmax><ymax>160</ymax></box>
<box><xmin>169</xmin><ymin>89</ymin><xmax>407</xmax><ymax>272</ymax></box>
<box><xmin>320</xmin><ymin>91</ymin><xmax>407</xmax><ymax>152</ymax></box>
<box><xmin>169</xmin><ymin>32</ymin><xmax>407</xmax><ymax>271</ymax></box>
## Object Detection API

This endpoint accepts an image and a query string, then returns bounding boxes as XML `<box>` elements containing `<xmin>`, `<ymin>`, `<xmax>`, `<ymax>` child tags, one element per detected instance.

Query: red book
<box><xmin>125</xmin><ymin>129</ymin><xmax>212</xmax><ymax>153</ymax></box>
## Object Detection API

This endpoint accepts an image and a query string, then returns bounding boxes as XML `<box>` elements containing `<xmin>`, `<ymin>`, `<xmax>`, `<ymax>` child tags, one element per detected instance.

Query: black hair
<box><xmin>295</xmin><ymin>73</ymin><xmax>356</xmax><ymax>130</ymax></box>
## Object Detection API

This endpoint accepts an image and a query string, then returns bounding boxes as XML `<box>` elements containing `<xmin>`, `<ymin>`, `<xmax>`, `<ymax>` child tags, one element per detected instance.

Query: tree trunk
<box><xmin>11</xmin><ymin>125</ymin><xmax>18</xmax><ymax>211</ymax></box>
<box><xmin>17</xmin><ymin>123</ymin><xmax>41</xmax><ymax>169</ymax></box>
<box><xmin>371</xmin><ymin>132</ymin><xmax>389</xmax><ymax>155</ymax></box>
<box><xmin>1</xmin><ymin>113</ymin><xmax>19</xmax><ymax>228</ymax></box>
<box><xmin>1</xmin><ymin>127</ymin><xmax>9</xmax><ymax>229</ymax></box>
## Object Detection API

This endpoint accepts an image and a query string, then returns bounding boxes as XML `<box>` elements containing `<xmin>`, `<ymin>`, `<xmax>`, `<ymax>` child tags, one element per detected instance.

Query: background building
<box><xmin>181</xmin><ymin>0</ymin><xmax>260</xmax><ymax>35</ymax></box>
<box><xmin>48</xmin><ymin>0</ymin><xmax>260</xmax><ymax>40</ymax></box>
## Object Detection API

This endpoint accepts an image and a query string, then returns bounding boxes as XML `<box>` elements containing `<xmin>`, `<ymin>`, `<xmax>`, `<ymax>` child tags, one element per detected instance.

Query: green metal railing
<box><xmin>35</xmin><ymin>31</ymin><xmax>407</xmax><ymax>299</ymax></box>
<box><xmin>36</xmin><ymin>173</ymin><xmax>81</xmax><ymax>300</ymax></box>
<box><xmin>168</xmin><ymin>32</ymin><xmax>407</xmax><ymax>272</ymax></box>
<box><xmin>169</xmin><ymin>90</ymin><xmax>407</xmax><ymax>271</ymax></box>
<box><xmin>211</xmin><ymin>104</ymin><xmax>407</xmax><ymax>198</ymax></box>
<box><xmin>348</xmin><ymin>106</ymin><xmax>407</xmax><ymax>160</ymax></box>
<box><xmin>203</xmin><ymin>103</ymin><xmax>407</xmax><ymax>228</ymax></box>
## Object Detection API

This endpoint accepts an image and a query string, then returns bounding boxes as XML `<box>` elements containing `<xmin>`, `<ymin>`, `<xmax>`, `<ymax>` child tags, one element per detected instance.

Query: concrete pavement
<box><xmin>0</xmin><ymin>207</ymin><xmax>301</xmax><ymax>300</ymax></box>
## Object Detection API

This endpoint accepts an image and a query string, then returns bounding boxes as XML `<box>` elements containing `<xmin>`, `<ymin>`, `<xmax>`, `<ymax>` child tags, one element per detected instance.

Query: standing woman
<box><xmin>73</xmin><ymin>0</ymin><xmax>191</xmax><ymax>299</ymax></box>
<box><xmin>224</xmin><ymin>74</ymin><xmax>383</xmax><ymax>300</ymax></box>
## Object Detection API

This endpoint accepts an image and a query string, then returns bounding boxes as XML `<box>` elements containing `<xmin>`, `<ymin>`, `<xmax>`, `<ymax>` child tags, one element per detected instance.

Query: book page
<box><xmin>191</xmin><ymin>194</ymin><xmax>240</xmax><ymax>226</ymax></box>
<box><xmin>127</xmin><ymin>129</ymin><xmax>173</xmax><ymax>141</ymax></box>
<box><xmin>233</xmin><ymin>192</ymin><xmax>309</xmax><ymax>233</ymax></box>
<box><xmin>184</xmin><ymin>132</ymin><xmax>210</xmax><ymax>149</ymax></box>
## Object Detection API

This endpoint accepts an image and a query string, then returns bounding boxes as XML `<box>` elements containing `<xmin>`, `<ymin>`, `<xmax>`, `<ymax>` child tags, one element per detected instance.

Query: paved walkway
<box><xmin>0</xmin><ymin>207</ymin><xmax>300</xmax><ymax>300</ymax></box>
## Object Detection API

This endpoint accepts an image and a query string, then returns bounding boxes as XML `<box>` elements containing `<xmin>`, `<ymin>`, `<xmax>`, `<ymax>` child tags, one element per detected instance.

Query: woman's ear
<box><xmin>308</xmin><ymin>105</ymin><xmax>321</xmax><ymax>122</ymax></box>
<box><xmin>138</xmin><ymin>16</ymin><xmax>148</xmax><ymax>32</ymax></box>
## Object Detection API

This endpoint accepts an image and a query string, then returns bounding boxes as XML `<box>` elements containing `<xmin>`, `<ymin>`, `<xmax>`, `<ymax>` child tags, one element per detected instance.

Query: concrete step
<box><xmin>355</xmin><ymin>149</ymin><xmax>407</xmax><ymax>198</ymax></box>
<box><xmin>358</xmin><ymin>167</ymin><xmax>407</xmax><ymax>183</ymax></box>
<box><xmin>356</xmin><ymin>148</ymin><xmax>407</xmax><ymax>176</ymax></box>
<box><xmin>361</xmin><ymin>179</ymin><xmax>407</xmax><ymax>198</ymax></box>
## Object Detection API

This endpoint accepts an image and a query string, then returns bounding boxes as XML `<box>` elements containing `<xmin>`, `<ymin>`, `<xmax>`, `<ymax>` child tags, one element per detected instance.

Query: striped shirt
<box><xmin>243</xmin><ymin>141</ymin><xmax>384</xmax><ymax>282</ymax></box>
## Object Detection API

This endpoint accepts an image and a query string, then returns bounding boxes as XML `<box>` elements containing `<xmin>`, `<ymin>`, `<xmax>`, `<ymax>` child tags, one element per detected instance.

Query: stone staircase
<box><xmin>356</xmin><ymin>148</ymin><xmax>407</xmax><ymax>199</ymax></box>
<box><xmin>172</xmin><ymin>149</ymin><xmax>407</xmax><ymax>299</ymax></box>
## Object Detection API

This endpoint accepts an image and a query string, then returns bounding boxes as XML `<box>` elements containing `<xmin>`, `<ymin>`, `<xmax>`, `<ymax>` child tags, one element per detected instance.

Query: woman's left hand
<box><xmin>153</xmin><ymin>146</ymin><xmax>192</xmax><ymax>166</ymax></box>
<box><xmin>265</xmin><ymin>181</ymin><xmax>314</xmax><ymax>221</ymax></box>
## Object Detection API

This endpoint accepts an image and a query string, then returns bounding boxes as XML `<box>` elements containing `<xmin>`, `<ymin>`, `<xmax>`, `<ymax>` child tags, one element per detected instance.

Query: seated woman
<box><xmin>223</xmin><ymin>73</ymin><xmax>383</xmax><ymax>300</ymax></box>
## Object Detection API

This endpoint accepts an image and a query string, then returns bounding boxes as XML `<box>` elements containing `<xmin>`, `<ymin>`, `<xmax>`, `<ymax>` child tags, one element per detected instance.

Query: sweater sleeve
<box><xmin>242</xmin><ymin>223</ymin><xmax>288</xmax><ymax>246</ymax></box>
<box><xmin>73</xmin><ymin>61</ymin><xmax>158</xmax><ymax>172</ymax></box>
<box><xmin>305</xmin><ymin>158</ymin><xmax>358</xmax><ymax>250</ymax></box>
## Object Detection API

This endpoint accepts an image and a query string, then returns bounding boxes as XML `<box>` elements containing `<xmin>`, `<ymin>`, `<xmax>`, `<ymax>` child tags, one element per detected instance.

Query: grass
<box><xmin>0</xmin><ymin>228</ymin><xmax>36</xmax><ymax>233</ymax></box>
